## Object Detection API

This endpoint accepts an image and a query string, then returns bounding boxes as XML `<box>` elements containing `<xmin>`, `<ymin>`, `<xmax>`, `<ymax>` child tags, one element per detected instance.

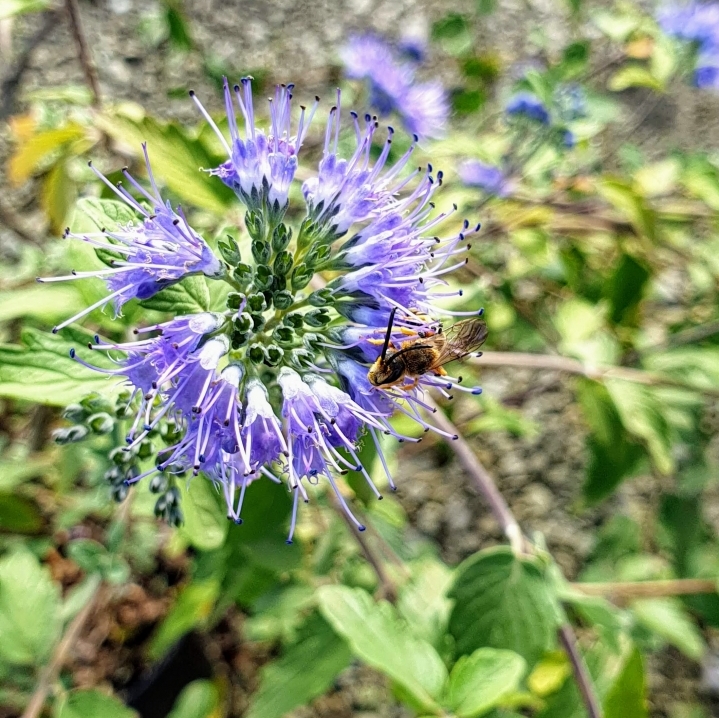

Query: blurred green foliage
<box><xmin>2</xmin><ymin>0</ymin><xmax>719</xmax><ymax>716</ymax></box>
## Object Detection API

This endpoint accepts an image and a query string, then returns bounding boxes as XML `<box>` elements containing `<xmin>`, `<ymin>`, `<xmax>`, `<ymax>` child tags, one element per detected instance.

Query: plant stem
<box><xmin>425</xmin><ymin>396</ymin><xmax>526</xmax><ymax>555</ymax></box>
<box><xmin>329</xmin><ymin>494</ymin><xmax>398</xmax><ymax>603</ymax></box>
<box><xmin>473</xmin><ymin>351</ymin><xmax>719</xmax><ymax>398</ymax></box>
<box><xmin>572</xmin><ymin>578</ymin><xmax>717</xmax><ymax>599</ymax></box>
<box><xmin>425</xmin><ymin>397</ymin><xmax>603</xmax><ymax>717</ymax></box>
<box><xmin>64</xmin><ymin>0</ymin><xmax>101</xmax><ymax>107</ymax></box>
<box><xmin>558</xmin><ymin>624</ymin><xmax>603</xmax><ymax>718</ymax></box>
<box><xmin>21</xmin><ymin>582</ymin><xmax>102</xmax><ymax>718</ymax></box>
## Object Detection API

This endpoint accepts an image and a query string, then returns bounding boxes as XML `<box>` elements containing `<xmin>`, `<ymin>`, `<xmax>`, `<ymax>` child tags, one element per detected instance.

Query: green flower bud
<box><xmin>226</xmin><ymin>292</ymin><xmax>246</xmax><ymax>311</ymax></box>
<box><xmin>53</xmin><ymin>425</ymin><xmax>89</xmax><ymax>445</ymax></box>
<box><xmin>81</xmin><ymin>394</ymin><xmax>113</xmax><ymax>415</ymax></box>
<box><xmin>137</xmin><ymin>440</ymin><xmax>154</xmax><ymax>460</ymax></box>
<box><xmin>250</xmin><ymin>313</ymin><xmax>266</xmax><ymax>331</ymax></box>
<box><xmin>291</xmin><ymin>263</ymin><xmax>313</xmax><ymax>290</ymax></box>
<box><xmin>254</xmin><ymin>264</ymin><xmax>273</xmax><ymax>290</ymax></box>
<box><xmin>248</xmin><ymin>343</ymin><xmax>268</xmax><ymax>364</ymax></box>
<box><xmin>265</xmin><ymin>344</ymin><xmax>284</xmax><ymax>366</ymax></box>
<box><xmin>149</xmin><ymin>474</ymin><xmax>168</xmax><ymax>494</ymax></box>
<box><xmin>247</xmin><ymin>292</ymin><xmax>267</xmax><ymax>313</ymax></box>
<box><xmin>231</xmin><ymin>331</ymin><xmax>249</xmax><ymax>349</ymax></box>
<box><xmin>233</xmin><ymin>312</ymin><xmax>253</xmax><ymax>333</ymax></box>
<box><xmin>218</xmin><ymin>235</ymin><xmax>242</xmax><ymax>265</ymax></box>
<box><xmin>272</xmin><ymin>290</ymin><xmax>294</xmax><ymax>310</ymax></box>
<box><xmin>245</xmin><ymin>210</ymin><xmax>265</xmax><ymax>241</ymax></box>
<box><xmin>271</xmin><ymin>224</ymin><xmax>292</xmax><ymax>253</ymax></box>
<box><xmin>112</xmin><ymin>482</ymin><xmax>129</xmax><ymax>503</ymax></box>
<box><xmin>62</xmin><ymin>404</ymin><xmax>86</xmax><ymax>423</ymax></box>
<box><xmin>252</xmin><ymin>239</ymin><xmax>271</xmax><ymax>265</ymax></box>
<box><xmin>88</xmin><ymin>412</ymin><xmax>115</xmax><ymax>435</ymax></box>
<box><xmin>109</xmin><ymin>446</ymin><xmax>135</xmax><ymax>465</ymax></box>
<box><xmin>273</xmin><ymin>250</ymin><xmax>293</xmax><ymax>277</ymax></box>
<box><xmin>308</xmin><ymin>288</ymin><xmax>334</xmax><ymax>307</ymax></box>
<box><xmin>233</xmin><ymin>263</ymin><xmax>254</xmax><ymax>289</ymax></box>
<box><xmin>304</xmin><ymin>308</ymin><xmax>331</xmax><ymax>327</ymax></box>
<box><xmin>284</xmin><ymin>313</ymin><xmax>304</xmax><ymax>329</ymax></box>
<box><xmin>273</xmin><ymin>326</ymin><xmax>295</xmax><ymax>345</ymax></box>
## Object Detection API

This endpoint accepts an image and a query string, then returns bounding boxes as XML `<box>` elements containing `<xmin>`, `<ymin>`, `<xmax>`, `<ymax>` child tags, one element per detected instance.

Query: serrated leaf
<box><xmin>140</xmin><ymin>275</ymin><xmax>211</xmax><ymax>314</ymax></box>
<box><xmin>442</xmin><ymin>648</ymin><xmax>527</xmax><ymax>718</ymax></box>
<box><xmin>245</xmin><ymin>612</ymin><xmax>352</xmax><ymax>718</ymax></box>
<box><xmin>76</xmin><ymin>197</ymin><xmax>138</xmax><ymax>232</ymax></box>
<box><xmin>318</xmin><ymin>585</ymin><xmax>447</xmax><ymax>712</ymax></box>
<box><xmin>55</xmin><ymin>689</ymin><xmax>138</xmax><ymax>718</ymax></box>
<box><xmin>448</xmin><ymin>546</ymin><xmax>563</xmax><ymax>668</ymax></box>
<box><xmin>177</xmin><ymin>476</ymin><xmax>228</xmax><ymax>551</ymax></box>
<box><xmin>0</xmin><ymin>326</ymin><xmax>120</xmax><ymax>406</ymax></box>
<box><xmin>632</xmin><ymin>598</ymin><xmax>705</xmax><ymax>660</ymax></box>
<box><xmin>0</xmin><ymin>548</ymin><xmax>61</xmax><ymax>665</ymax></box>
<box><xmin>148</xmin><ymin>580</ymin><xmax>219</xmax><ymax>660</ymax></box>
<box><xmin>96</xmin><ymin>114</ymin><xmax>234</xmax><ymax>213</ymax></box>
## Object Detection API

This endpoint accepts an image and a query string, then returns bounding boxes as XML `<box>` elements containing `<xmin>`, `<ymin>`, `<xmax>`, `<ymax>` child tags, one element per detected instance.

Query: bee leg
<box><xmin>433</xmin><ymin>367</ymin><xmax>448</xmax><ymax>377</ymax></box>
<box><xmin>368</xmin><ymin>338</ymin><xmax>399</xmax><ymax>349</ymax></box>
<box><xmin>400</xmin><ymin>377</ymin><xmax>420</xmax><ymax>392</ymax></box>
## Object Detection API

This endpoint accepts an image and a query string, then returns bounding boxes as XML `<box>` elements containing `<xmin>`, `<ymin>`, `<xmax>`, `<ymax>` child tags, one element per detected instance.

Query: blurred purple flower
<box><xmin>506</xmin><ymin>92</ymin><xmax>550</xmax><ymax>124</ymax></box>
<box><xmin>340</xmin><ymin>33</ymin><xmax>449</xmax><ymax>139</ymax></box>
<box><xmin>458</xmin><ymin>160</ymin><xmax>512</xmax><ymax>196</ymax></box>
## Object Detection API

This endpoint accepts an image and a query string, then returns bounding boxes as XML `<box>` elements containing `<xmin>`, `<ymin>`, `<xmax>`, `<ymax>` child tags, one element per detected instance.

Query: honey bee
<box><xmin>368</xmin><ymin>308</ymin><xmax>487</xmax><ymax>390</ymax></box>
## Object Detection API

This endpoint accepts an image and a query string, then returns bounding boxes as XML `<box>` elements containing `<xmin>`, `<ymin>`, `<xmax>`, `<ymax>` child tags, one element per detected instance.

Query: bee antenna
<box><xmin>380</xmin><ymin>307</ymin><xmax>397</xmax><ymax>362</ymax></box>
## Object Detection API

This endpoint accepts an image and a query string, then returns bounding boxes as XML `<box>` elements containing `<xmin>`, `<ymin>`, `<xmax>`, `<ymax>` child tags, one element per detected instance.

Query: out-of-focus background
<box><xmin>3</xmin><ymin>1</ymin><xmax>719</xmax><ymax>717</ymax></box>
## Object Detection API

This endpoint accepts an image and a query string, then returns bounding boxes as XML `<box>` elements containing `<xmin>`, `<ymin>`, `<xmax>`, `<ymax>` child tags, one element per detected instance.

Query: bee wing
<box><xmin>431</xmin><ymin>318</ymin><xmax>488</xmax><ymax>367</ymax></box>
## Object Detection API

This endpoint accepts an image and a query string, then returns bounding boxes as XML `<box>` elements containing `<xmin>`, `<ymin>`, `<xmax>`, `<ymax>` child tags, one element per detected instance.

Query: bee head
<box><xmin>368</xmin><ymin>356</ymin><xmax>405</xmax><ymax>387</ymax></box>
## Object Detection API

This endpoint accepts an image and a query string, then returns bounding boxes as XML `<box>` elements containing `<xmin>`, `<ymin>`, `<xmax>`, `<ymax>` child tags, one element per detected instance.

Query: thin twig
<box><xmin>558</xmin><ymin>624</ymin><xmax>603</xmax><ymax>718</ymax></box>
<box><xmin>21</xmin><ymin>583</ymin><xmax>102</xmax><ymax>718</ymax></box>
<box><xmin>64</xmin><ymin>0</ymin><xmax>101</xmax><ymax>107</ymax></box>
<box><xmin>572</xmin><ymin>578</ymin><xmax>717</xmax><ymax>599</ymax></box>
<box><xmin>426</xmin><ymin>397</ymin><xmax>602</xmax><ymax>716</ymax></box>
<box><xmin>329</xmin><ymin>494</ymin><xmax>398</xmax><ymax>603</ymax></box>
<box><xmin>0</xmin><ymin>10</ymin><xmax>60</xmax><ymax>119</ymax></box>
<box><xmin>424</xmin><ymin>396</ymin><xmax>526</xmax><ymax>555</ymax></box>
<box><xmin>472</xmin><ymin>351</ymin><xmax>719</xmax><ymax>398</ymax></box>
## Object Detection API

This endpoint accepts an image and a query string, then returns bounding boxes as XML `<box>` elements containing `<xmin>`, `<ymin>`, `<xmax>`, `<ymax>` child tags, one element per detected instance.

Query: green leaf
<box><xmin>167</xmin><ymin>680</ymin><xmax>219</xmax><ymax>718</ymax></box>
<box><xmin>644</xmin><ymin>347</ymin><xmax>719</xmax><ymax>392</ymax></box>
<box><xmin>0</xmin><ymin>492</ymin><xmax>44</xmax><ymax>534</ymax></box>
<box><xmin>8</xmin><ymin>124</ymin><xmax>85</xmax><ymax>185</ymax></box>
<box><xmin>537</xmin><ymin>635</ymin><xmax>645</xmax><ymax>718</ymax></box>
<box><xmin>606</xmin><ymin>254</ymin><xmax>650</xmax><ymax>326</ymax></box>
<box><xmin>682</xmin><ymin>156</ymin><xmax>719</xmax><ymax>211</ymax></box>
<box><xmin>76</xmin><ymin>197</ymin><xmax>137</xmax><ymax>232</ymax></box>
<box><xmin>431</xmin><ymin>13</ymin><xmax>472</xmax><ymax>55</ymax></box>
<box><xmin>597</xmin><ymin>179</ymin><xmax>656</xmax><ymax>240</ymax></box>
<box><xmin>178</xmin><ymin>476</ymin><xmax>228</xmax><ymax>551</ymax></box>
<box><xmin>577</xmin><ymin>380</ymin><xmax>645</xmax><ymax>503</ymax></box>
<box><xmin>442</xmin><ymin>648</ymin><xmax>527</xmax><ymax>718</ymax></box>
<box><xmin>140</xmin><ymin>275</ymin><xmax>211</xmax><ymax>315</ymax></box>
<box><xmin>148</xmin><ymin>580</ymin><xmax>219</xmax><ymax>660</ymax></box>
<box><xmin>0</xmin><ymin>285</ymin><xmax>85</xmax><ymax>324</ymax></box>
<box><xmin>397</xmin><ymin>558</ymin><xmax>453</xmax><ymax>649</ymax></box>
<box><xmin>245</xmin><ymin>612</ymin><xmax>352</xmax><ymax>718</ymax></box>
<box><xmin>603</xmin><ymin>647</ymin><xmax>648</xmax><ymax>718</ymax></box>
<box><xmin>97</xmin><ymin>115</ymin><xmax>235</xmax><ymax>214</ymax></box>
<box><xmin>42</xmin><ymin>161</ymin><xmax>76</xmax><ymax>235</ymax></box>
<box><xmin>631</xmin><ymin>598</ymin><xmax>705</xmax><ymax>660</ymax></box>
<box><xmin>0</xmin><ymin>0</ymin><xmax>50</xmax><ymax>19</ymax></box>
<box><xmin>607</xmin><ymin>66</ymin><xmax>664</xmax><ymax>92</ymax></box>
<box><xmin>0</xmin><ymin>548</ymin><xmax>61</xmax><ymax>665</ymax></box>
<box><xmin>448</xmin><ymin>546</ymin><xmax>562</xmax><ymax>668</ymax></box>
<box><xmin>591</xmin><ymin>11</ymin><xmax>640</xmax><ymax>41</ymax></box>
<box><xmin>0</xmin><ymin>326</ymin><xmax>121</xmax><ymax>405</ymax></box>
<box><xmin>55</xmin><ymin>689</ymin><xmax>138</xmax><ymax>718</ymax></box>
<box><xmin>605</xmin><ymin>379</ymin><xmax>674</xmax><ymax>475</ymax></box>
<box><xmin>318</xmin><ymin>585</ymin><xmax>447</xmax><ymax>713</ymax></box>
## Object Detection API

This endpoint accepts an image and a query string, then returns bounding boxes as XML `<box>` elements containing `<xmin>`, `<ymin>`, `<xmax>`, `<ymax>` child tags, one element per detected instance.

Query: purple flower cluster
<box><xmin>340</xmin><ymin>33</ymin><xmax>450</xmax><ymax>139</ymax></box>
<box><xmin>458</xmin><ymin>160</ymin><xmax>512</xmax><ymax>196</ymax></box>
<box><xmin>47</xmin><ymin>79</ymin><xmax>482</xmax><ymax>538</ymax></box>
<box><xmin>659</xmin><ymin>1</ymin><xmax>719</xmax><ymax>89</ymax></box>
<box><xmin>505</xmin><ymin>92</ymin><xmax>550</xmax><ymax>124</ymax></box>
